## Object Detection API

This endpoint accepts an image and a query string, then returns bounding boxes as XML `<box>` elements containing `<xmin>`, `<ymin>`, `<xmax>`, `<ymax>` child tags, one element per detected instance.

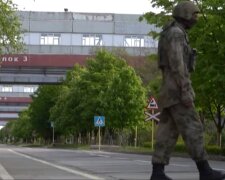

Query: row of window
<box><xmin>40</xmin><ymin>34</ymin><xmax>60</xmax><ymax>45</ymax></box>
<box><xmin>40</xmin><ymin>33</ymin><xmax>156</xmax><ymax>47</ymax></box>
<box><xmin>1</xmin><ymin>86</ymin><xmax>36</xmax><ymax>93</ymax></box>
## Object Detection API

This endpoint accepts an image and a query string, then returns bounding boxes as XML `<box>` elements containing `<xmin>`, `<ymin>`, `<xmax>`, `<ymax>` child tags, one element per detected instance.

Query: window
<box><xmin>2</xmin><ymin>86</ymin><xmax>12</xmax><ymax>92</ymax></box>
<box><xmin>82</xmin><ymin>34</ymin><xmax>103</xmax><ymax>46</ymax></box>
<box><xmin>124</xmin><ymin>35</ymin><xmax>144</xmax><ymax>47</ymax></box>
<box><xmin>40</xmin><ymin>33</ymin><xmax>60</xmax><ymax>45</ymax></box>
<box><xmin>144</xmin><ymin>37</ymin><xmax>158</xmax><ymax>48</ymax></box>
<box><xmin>24</xmin><ymin>87</ymin><xmax>35</xmax><ymax>93</ymax></box>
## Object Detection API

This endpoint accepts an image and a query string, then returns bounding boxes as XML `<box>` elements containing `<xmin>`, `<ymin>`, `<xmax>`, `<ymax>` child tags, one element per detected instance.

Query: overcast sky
<box><xmin>13</xmin><ymin>0</ymin><xmax>155</xmax><ymax>14</ymax></box>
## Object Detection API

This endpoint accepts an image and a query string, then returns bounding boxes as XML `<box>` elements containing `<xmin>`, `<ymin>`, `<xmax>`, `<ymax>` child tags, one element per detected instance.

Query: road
<box><xmin>0</xmin><ymin>144</ymin><xmax>224</xmax><ymax>180</ymax></box>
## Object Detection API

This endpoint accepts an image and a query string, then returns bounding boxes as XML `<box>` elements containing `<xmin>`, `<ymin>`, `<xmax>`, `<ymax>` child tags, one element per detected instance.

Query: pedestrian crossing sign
<box><xmin>94</xmin><ymin>116</ymin><xmax>105</xmax><ymax>127</ymax></box>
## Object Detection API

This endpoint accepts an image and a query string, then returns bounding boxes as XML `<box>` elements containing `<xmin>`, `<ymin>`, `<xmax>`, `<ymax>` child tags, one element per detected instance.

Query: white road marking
<box><xmin>116</xmin><ymin>157</ymin><xmax>128</xmax><ymax>160</ymax></box>
<box><xmin>134</xmin><ymin>160</ymin><xmax>151</xmax><ymax>164</ymax></box>
<box><xmin>0</xmin><ymin>163</ymin><xmax>14</xmax><ymax>180</ymax></box>
<box><xmin>8</xmin><ymin>149</ymin><xmax>105</xmax><ymax>180</ymax></box>
<box><xmin>170</xmin><ymin>163</ymin><xmax>192</xmax><ymax>167</ymax></box>
<box><xmin>97</xmin><ymin>155</ymin><xmax>110</xmax><ymax>158</ymax></box>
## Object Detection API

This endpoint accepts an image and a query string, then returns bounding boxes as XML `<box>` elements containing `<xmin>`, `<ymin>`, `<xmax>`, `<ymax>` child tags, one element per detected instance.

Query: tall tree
<box><xmin>11</xmin><ymin>110</ymin><xmax>32</xmax><ymax>142</ymax></box>
<box><xmin>50</xmin><ymin>51</ymin><xmax>146</xmax><ymax>139</ymax></box>
<box><xmin>0</xmin><ymin>0</ymin><xmax>23</xmax><ymax>54</ymax></box>
<box><xmin>50</xmin><ymin>65</ymin><xmax>86</xmax><ymax>137</ymax></box>
<box><xmin>29</xmin><ymin>85</ymin><xmax>62</xmax><ymax>141</ymax></box>
<box><xmin>78</xmin><ymin>51</ymin><xmax>146</xmax><ymax>130</ymax></box>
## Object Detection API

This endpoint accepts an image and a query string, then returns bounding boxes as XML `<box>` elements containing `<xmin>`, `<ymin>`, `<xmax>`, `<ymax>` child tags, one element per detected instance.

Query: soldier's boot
<box><xmin>196</xmin><ymin>160</ymin><xmax>225</xmax><ymax>180</ymax></box>
<box><xmin>150</xmin><ymin>163</ymin><xmax>173</xmax><ymax>180</ymax></box>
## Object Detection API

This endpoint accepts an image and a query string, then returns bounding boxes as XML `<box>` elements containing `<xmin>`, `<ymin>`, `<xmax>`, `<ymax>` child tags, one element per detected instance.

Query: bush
<box><xmin>142</xmin><ymin>141</ymin><xmax>187</xmax><ymax>152</ymax></box>
<box><xmin>206</xmin><ymin>145</ymin><xmax>225</xmax><ymax>156</ymax></box>
<box><xmin>142</xmin><ymin>140</ymin><xmax>225</xmax><ymax>156</ymax></box>
<box><xmin>174</xmin><ymin>143</ymin><xmax>187</xmax><ymax>153</ymax></box>
<box><xmin>143</xmin><ymin>142</ymin><xmax>152</xmax><ymax>148</ymax></box>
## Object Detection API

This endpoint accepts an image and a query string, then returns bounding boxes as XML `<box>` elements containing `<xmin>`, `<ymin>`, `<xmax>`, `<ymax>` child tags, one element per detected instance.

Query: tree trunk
<box><xmin>217</xmin><ymin>131</ymin><xmax>222</xmax><ymax>148</ymax></box>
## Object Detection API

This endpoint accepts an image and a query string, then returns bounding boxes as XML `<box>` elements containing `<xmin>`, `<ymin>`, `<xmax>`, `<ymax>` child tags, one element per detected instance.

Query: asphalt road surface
<box><xmin>0</xmin><ymin>144</ymin><xmax>224</xmax><ymax>180</ymax></box>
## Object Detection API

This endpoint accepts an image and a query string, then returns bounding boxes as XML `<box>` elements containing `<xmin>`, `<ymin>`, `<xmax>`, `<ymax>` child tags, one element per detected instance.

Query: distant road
<box><xmin>0</xmin><ymin>144</ymin><xmax>224</xmax><ymax>180</ymax></box>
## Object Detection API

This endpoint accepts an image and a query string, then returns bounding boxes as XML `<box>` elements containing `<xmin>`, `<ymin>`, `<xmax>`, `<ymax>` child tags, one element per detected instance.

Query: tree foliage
<box><xmin>50</xmin><ymin>65</ymin><xmax>87</xmax><ymax>136</ymax></box>
<box><xmin>50</xmin><ymin>51</ymin><xmax>146</xmax><ymax>137</ymax></box>
<box><xmin>0</xmin><ymin>0</ymin><xmax>23</xmax><ymax>54</ymax></box>
<box><xmin>29</xmin><ymin>85</ymin><xmax>62</xmax><ymax>140</ymax></box>
<box><xmin>11</xmin><ymin>110</ymin><xmax>32</xmax><ymax>142</ymax></box>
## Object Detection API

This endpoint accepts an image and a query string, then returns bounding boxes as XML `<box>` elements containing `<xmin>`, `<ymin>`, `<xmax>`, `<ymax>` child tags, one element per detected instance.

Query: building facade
<box><xmin>0</xmin><ymin>11</ymin><xmax>158</xmax><ymax>127</ymax></box>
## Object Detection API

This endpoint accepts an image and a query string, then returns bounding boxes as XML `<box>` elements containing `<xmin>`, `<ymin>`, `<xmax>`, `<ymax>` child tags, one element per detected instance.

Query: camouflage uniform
<box><xmin>152</xmin><ymin>20</ymin><xmax>208</xmax><ymax>165</ymax></box>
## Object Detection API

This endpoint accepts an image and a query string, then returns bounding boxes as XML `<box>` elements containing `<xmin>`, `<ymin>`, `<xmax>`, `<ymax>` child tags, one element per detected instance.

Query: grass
<box><xmin>10</xmin><ymin>142</ymin><xmax>225</xmax><ymax>158</ymax></box>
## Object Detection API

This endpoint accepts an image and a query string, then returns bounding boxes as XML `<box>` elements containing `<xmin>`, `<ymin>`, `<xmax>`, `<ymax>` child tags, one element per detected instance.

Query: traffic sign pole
<box><xmin>53</xmin><ymin>125</ymin><xmax>55</xmax><ymax>144</ymax></box>
<box><xmin>144</xmin><ymin>97</ymin><xmax>160</xmax><ymax>151</ymax></box>
<box><xmin>98</xmin><ymin>126</ymin><xmax>101</xmax><ymax>151</ymax></box>
<box><xmin>151</xmin><ymin>109</ymin><xmax>154</xmax><ymax>151</ymax></box>
<box><xmin>135</xmin><ymin>126</ymin><xmax>137</xmax><ymax>148</ymax></box>
<box><xmin>94</xmin><ymin>116</ymin><xmax>105</xmax><ymax>151</ymax></box>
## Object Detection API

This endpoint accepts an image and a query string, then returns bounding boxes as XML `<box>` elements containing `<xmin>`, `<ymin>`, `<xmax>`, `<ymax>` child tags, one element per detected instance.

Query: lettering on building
<box><xmin>0</xmin><ymin>55</ymin><xmax>28</xmax><ymax>63</ymax></box>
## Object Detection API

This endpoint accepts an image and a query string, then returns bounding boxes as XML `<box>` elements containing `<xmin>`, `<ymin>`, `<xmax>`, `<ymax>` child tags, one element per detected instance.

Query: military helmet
<box><xmin>172</xmin><ymin>1</ymin><xmax>200</xmax><ymax>20</ymax></box>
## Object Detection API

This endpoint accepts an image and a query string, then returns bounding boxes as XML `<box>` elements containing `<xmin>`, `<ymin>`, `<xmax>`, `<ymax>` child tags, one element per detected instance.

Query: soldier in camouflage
<box><xmin>150</xmin><ymin>1</ymin><xmax>225</xmax><ymax>180</ymax></box>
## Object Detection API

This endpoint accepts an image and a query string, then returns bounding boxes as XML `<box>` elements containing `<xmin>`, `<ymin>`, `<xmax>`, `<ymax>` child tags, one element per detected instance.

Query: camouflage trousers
<box><xmin>152</xmin><ymin>103</ymin><xmax>208</xmax><ymax>165</ymax></box>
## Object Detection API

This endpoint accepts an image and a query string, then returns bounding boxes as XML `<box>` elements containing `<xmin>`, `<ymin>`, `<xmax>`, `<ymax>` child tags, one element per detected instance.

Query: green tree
<box><xmin>0</xmin><ymin>120</ymin><xmax>14</xmax><ymax>143</ymax></box>
<box><xmin>79</xmin><ymin>51</ymin><xmax>146</xmax><ymax>130</ymax></box>
<box><xmin>11</xmin><ymin>110</ymin><xmax>32</xmax><ymax>143</ymax></box>
<box><xmin>0</xmin><ymin>0</ymin><xmax>23</xmax><ymax>54</ymax></box>
<box><xmin>141</xmin><ymin>0</ymin><xmax>225</xmax><ymax>146</ymax></box>
<box><xmin>29</xmin><ymin>85</ymin><xmax>62</xmax><ymax>142</ymax></box>
<box><xmin>105</xmin><ymin>60</ymin><xmax>146</xmax><ymax>130</ymax></box>
<box><xmin>191</xmin><ymin>0</ymin><xmax>225</xmax><ymax>147</ymax></box>
<box><xmin>50</xmin><ymin>51</ymin><xmax>146</xmax><ymax>142</ymax></box>
<box><xmin>50</xmin><ymin>65</ymin><xmax>86</xmax><ymax>137</ymax></box>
